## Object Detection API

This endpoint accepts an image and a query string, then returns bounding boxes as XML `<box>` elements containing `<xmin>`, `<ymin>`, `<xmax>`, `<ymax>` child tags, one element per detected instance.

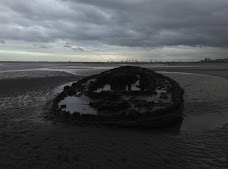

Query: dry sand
<box><xmin>0</xmin><ymin>67</ymin><xmax>228</xmax><ymax>169</ymax></box>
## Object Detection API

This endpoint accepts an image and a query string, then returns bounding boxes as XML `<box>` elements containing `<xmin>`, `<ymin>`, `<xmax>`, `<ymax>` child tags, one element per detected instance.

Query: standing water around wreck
<box><xmin>52</xmin><ymin>66</ymin><xmax>184</xmax><ymax>127</ymax></box>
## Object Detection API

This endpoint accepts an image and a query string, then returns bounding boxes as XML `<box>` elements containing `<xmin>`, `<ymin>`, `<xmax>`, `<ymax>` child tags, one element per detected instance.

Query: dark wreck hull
<box><xmin>51</xmin><ymin>66</ymin><xmax>185</xmax><ymax>129</ymax></box>
<box><xmin>100</xmin><ymin>104</ymin><xmax>184</xmax><ymax>128</ymax></box>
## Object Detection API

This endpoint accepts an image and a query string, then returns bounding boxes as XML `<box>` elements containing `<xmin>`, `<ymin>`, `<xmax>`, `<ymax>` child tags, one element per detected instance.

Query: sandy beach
<box><xmin>0</xmin><ymin>63</ymin><xmax>228</xmax><ymax>169</ymax></box>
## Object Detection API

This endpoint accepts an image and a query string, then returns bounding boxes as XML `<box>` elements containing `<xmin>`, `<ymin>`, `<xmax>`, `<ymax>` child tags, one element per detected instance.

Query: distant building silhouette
<box><xmin>200</xmin><ymin>58</ymin><xmax>228</xmax><ymax>63</ymax></box>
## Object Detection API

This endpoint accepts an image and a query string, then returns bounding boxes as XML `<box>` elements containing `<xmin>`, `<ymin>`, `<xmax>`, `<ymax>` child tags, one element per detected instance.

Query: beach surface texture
<box><xmin>0</xmin><ymin>62</ymin><xmax>228</xmax><ymax>169</ymax></box>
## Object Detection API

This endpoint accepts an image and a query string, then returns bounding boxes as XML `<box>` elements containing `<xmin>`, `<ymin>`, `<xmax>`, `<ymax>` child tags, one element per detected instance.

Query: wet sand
<box><xmin>147</xmin><ymin>62</ymin><xmax>228</xmax><ymax>80</ymax></box>
<box><xmin>0</xmin><ymin>65</ymin><xmax>228</xmax><ymax>169</ymax></box>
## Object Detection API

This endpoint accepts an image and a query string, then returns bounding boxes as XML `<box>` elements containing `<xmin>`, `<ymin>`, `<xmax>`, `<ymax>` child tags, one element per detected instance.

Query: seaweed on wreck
<box><xmin>51</xmin><ymin>66</ymin><xmax>184</xmax><ymax>127</ymax></box>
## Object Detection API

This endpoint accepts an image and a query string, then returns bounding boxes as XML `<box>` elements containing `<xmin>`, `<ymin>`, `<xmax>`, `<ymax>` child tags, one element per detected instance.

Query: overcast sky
<box><xmin>0</xmin><ymin>0</ymin><xmax>228</xmax><ymax>62</ymax></box>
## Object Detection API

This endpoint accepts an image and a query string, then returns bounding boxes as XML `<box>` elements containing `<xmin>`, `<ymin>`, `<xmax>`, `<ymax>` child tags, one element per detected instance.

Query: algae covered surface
<box><xmin>53</xmin><ymin>66</ymin><xmax>184</xmax><ymax>127</ymax></box>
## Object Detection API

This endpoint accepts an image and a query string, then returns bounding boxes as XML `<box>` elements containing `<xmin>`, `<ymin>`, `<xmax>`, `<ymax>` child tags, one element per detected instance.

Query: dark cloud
<box><xmin>64</xmin><ymin>45</ymin><xmax>85</xmax><ymax>51</ymax></box>
<box><xmin>39</xmin><ymin>45</ymin><xmax>49</xmax><ymax>49</ymax></box>
<box><xmin>0</xmin><ymin>40</ymin><xmax>5</xmax><ymax>44</ymax></box>
<box><xmin>0</xmin><ymin>0</ymin><xmax>228</xmax><ymax>48</ymax></box>
<box><xmin>72</xmin><ymin>47</ymin><xmax>85</xmax><ymax>51</ymax></box>
<box><xmin>63</xmin><ymin>45</ymin><xmax>72</xmax><ymax>48</ymax></box>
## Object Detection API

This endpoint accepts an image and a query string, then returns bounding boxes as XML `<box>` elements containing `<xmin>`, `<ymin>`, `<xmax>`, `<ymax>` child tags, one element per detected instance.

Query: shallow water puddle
<box><xmin>181</xmin><ymin>112</ymin><xmax>228</xmax><ymax>131</ymax></box>
<box><xmin>95</xmin><ymin>82</ymin><xmax>141</xmax><ymax>92</ymax></box>
<box><xmin>96</xmin><ymin>84</ymin><xmax>111</xmax><ymax>92</ymax></box>
<box><xmin>54</xmin><ymin>81</ymin><xmax>76</xmax><ymax>94</ymax></box>
<box><xmin>58</xmin><ymin>95</ymin><xmax>97</xmax><ymax>114</ymax></box>
<box><xmin>82</xmin><ymin>78</ymin><xmax>96</xmax><ymax>88</ymax></box>
<box><xmin>161</xmin><ymin>72</ymin><xmax>228</xmax><ymax>132</ymax></box>
<box><xmin>131</xmin><ymin>80</ymin><xmax>140</xmax><ymax>91</ymax></box>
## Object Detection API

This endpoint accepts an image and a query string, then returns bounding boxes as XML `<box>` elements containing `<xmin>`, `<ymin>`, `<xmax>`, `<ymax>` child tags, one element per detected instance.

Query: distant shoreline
<box><xmin>0</xmin><ymin>61</ymin><xmax>228</xmax><ymax>64</ymax></box>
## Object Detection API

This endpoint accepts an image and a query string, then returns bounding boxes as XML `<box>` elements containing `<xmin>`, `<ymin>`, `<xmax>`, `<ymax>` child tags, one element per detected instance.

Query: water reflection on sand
<box><xmin>161</xmin><ymin>72</ymin><xmax>228</xmax><ymax>132</ymax></box>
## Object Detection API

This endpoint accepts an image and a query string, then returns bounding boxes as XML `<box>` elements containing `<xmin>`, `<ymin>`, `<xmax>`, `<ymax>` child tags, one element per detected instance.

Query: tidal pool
<box><xmin>161</xmin><ymin>72</ymin><xmax>228</xmax><ymax>132</ymax></box>
<box><xmin>58</xmin><ymin>95</ymin><xmax>97</xmax><ymax>115</ymax></box>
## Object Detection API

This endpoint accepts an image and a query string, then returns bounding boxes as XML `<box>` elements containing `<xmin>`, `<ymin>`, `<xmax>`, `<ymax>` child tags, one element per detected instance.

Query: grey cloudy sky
<box><xmin>0</xmin><ymin>0</ymin><xmax>228</xmax><ymax>61</ymax></box>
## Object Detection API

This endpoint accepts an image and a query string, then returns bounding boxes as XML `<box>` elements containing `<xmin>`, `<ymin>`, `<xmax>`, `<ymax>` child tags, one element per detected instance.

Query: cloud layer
<box><xmin>0</xmin><ymin>0</ymin><xmax>228</xmax><ymax>61</ymax></box>
<box><xmin>1</xmin><ymin>0</ymin><xmax>228</xmax><ymax>47</ymax></box>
